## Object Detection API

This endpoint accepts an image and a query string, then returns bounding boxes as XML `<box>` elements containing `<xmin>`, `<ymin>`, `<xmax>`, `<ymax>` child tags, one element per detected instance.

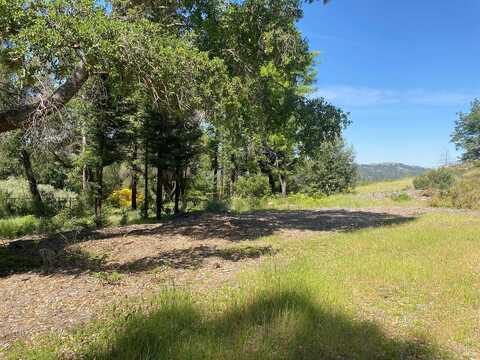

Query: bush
<box><xmin>413</xmin><ymin>168</ymin><xmax>456</xmax><ymax>191</ymax></box>
<box><xmin>0</xmin><ymin>215</ymin><xmax>41</xmax><ymax>239</ymax></box>
<box><xmin>390</xmin><ymin>192</ymin><xmax>412</xmax><ymax>202</ymax></box>
<box><xmin>109</xmin><ymin>188</ymin><xmax>144</xmax><ymax>208</ymax></box>
<box><xmin>0</xmin><ymin>177</ymin><xmax>77</xmax><ymax>217</ymax></box>
<box><xmin>0</xmin><ymin>178</ymin><xmax>32</xmax><ymax>216</ymax></box>
<box><xmin>431</xmin><ymin>177</ymin><xmax>480</xmax><ymax>210</ymax></box>
<box><xmin>293</xmin><ymin>139</ymin><xmax>357</xmax><ymax>196</ymax></box>
<box><xmin>235</xmin><ymin>174</ymin><xmax>271</xmax><ymax>199</ymax></box>
<box><xmin>49</xmin><ymin>206</ymin><xmax>96</xmax><ymax>232</ymax></box>
<box><xmin>38</xmin><ymin>184</ymin><xmax>78</xmax><ymax>214</ymax></box>
<box><xmin>204</xmin><ymin>199</ymin><xmax>230</xmax><ymax>213</ymax></box>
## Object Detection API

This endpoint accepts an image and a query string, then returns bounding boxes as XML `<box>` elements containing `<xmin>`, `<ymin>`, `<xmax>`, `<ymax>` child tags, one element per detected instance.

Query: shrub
<box><xmin>0</xmin><ymin>177</ymin><xmax>77</xmax><ymax>217</ymax></box>
<box><xmin>0</xmin><ymin>215</ymin><xmax>41</xmax><ymax>239</ymax></box>
<box><xmin>0</xmin><ymin>178</ymin><xmax>32</xmax><ymax>216</ymax></box>
<box><xmin>119</xmin><ymin>208</ymin><xmax>129</xmax><ymax>225</ymax></box>
<box><xmin>235</xmin><ymin>174</ymin><xmax>271</xmax><ymax>199</ymax></box>
<box><xmin>293</xmin><ymin>139</ymin><xmax>357</xmax><ymax>196</ymax></box>
<box><xmin>204</xmin><ymin>199</ymin><xmax>230</xmax><ymax>213</ymax></box>
<box><xmin>38</xmin><ymin>184</ymin><xmax>78</xmax><ymax>214</ymax></box>
<box><xmin>413</xmin><ymin>168</ymin><xmax>456</xmax><ymax>191</ymax></box>
<box><xmin>109</xmin><ymin>188</ymin><xmax>144</xmax><ymax>208</ymax></box>
<box><xmin>49</xmin><ymin>206</ymin><xmax>96</xmax><ymax>232</ymax></box>
<box><xmin>390</xmin><ymin>192</ymin><xmax>412</xmax><ymax>202</ymax></box>
<box><xmin>431</xmin><ymin>177</ymin><xmax>480</xmax><ymax>210</ymax></box>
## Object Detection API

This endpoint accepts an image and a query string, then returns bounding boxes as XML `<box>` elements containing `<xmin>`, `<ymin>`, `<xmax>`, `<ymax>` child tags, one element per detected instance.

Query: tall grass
<box><xmin>0</xmin><ymin>215</ymin><xmax>41</xmax><ymax>239</ymax></box>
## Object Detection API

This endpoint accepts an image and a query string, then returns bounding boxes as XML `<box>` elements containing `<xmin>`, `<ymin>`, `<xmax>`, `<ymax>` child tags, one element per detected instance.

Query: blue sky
<box><xmin>298</xmin><ymin>0</ymin><xmax>480</xmax><ymax>167</ymax></box>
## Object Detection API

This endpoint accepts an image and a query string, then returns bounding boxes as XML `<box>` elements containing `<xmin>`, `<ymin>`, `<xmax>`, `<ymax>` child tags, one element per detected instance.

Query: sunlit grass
<box><xmin>263</xmin><ymin>213</ymin><xmax>480</xmax><ymax>356</ymax></box>
<box><xmin>355</xmin><ymin>178</ymin><xmax>414</xmax><ymax>194</ymax></box>
<box><xmin>0</xmin><ymin>215</ymin><xmax>41</xmax><ymax>239</ymax></box>
<box><xmin>231</xmin><ymin>178</ymin><xmax>421</xmax><ymax>212</ymax></box>
<box><xmin>9</xmin><ymin>212</ymin><xmax>480</xmax><ymax>359</ymax></box>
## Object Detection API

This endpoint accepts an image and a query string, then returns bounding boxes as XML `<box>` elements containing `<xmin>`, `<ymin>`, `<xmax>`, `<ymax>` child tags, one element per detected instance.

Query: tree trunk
<box><xmin>19</xmin><ymin>149</ymin><xmax>45</xmax><ymax>216</ymax></box>
<box><xmin>219</xmin><ymin>167</ymin><xmax>224</xmax><ymax>199</ymax></box>
<box><xmin>268</xmin><ymin>173</ymin><xmax>276</xmax><ymax>194</ymax></box>
<box><xmin>94</xmin><ymin>164</ymin><xmax>103</xmax><ymax>224</ymax></box>
<box><xmin>131</xmin><ymin>143</ymin><xmax>138</xmax><ymax>210</ymax></box>
<box><xmin>181</xmin><ymin>170</ymin><xmax>187</xmax><ymax>212</ymax></box>
<box><xmin>279</xmin><ymin>174</ymin><xmax>287</xmax><ymax>197</ymax></box>
<box><xmin>174</xmin><ymin>168</ymin><xmax>181</xmax><ymax>215</ymax></box>
<box><xmin>156</xmin><ymin>166</ymin><xmax>163</xmax><ymax>220</ymax></box>
<box><xmin>81</xmin><ymin>125</ymin><xmax>89</xmax><ymax>193</ymax></box>
<box><xmin>213</xmin><ymin>146</ymin><xmax>219</xmax><ymax>200</ymax></box>
<box><xmin>142</xmin><ymin>140</ymin><xmax>149</xmax><ymax>219</ymax></box>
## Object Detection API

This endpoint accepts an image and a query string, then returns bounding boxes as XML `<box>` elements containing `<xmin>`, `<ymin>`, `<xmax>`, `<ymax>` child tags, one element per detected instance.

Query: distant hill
<box><xmin>358</xmin><ymin>163</ymin><xmax>429</xmax><ymax>183</ymax></box>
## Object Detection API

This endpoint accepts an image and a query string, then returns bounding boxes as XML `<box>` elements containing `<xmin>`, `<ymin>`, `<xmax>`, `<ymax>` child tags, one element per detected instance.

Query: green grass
<box><xmin>108</xmin><ymin>209</ymin><xmax>143</xmax><ymax>226</ymax></box>
<box><xmin>9</xmin><ymin>211</ymin><xmax>480</xmax><ymax>359</ymax></box>
<box><xmin>0</xmin><ymin>215</ymin><xmax>41</xmax><ymax>239</ymax></box>
<box><xmin>355</xmin><ymin>177</ymin><xmax>414</xmax><ymax>194</ymax></box>
<box><xmin>231</xmin><ymin>178</ymin><xmax>420</xmax><ymax>212</ymax></box>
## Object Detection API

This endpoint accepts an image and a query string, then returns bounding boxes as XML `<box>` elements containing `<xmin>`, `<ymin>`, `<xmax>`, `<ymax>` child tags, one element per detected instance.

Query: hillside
<box><xmin>358</xmin><ymin>163</ymin><xmax>428</xmax><ymax>182</ymax></box>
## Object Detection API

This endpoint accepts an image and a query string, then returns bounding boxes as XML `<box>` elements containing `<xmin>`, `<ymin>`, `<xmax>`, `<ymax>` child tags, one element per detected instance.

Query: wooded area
<box><xmin>0</xmin><ymin>0</ymin><xmax>356</xmax><ymax>228</ymax></box>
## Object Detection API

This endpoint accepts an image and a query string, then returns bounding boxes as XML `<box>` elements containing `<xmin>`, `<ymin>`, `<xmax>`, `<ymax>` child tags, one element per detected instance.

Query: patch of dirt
<box><xmin>0</xmin><ymin>208</ymin><xmax>423</xmax><ymax>350</ymax></box>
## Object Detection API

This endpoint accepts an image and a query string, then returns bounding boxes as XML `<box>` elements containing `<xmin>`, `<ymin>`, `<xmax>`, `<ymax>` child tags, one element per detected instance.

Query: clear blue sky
<box><xmin>298</xmin><ymin>0</ymin><xmax>480</xmax><ymax>167</ymax></box>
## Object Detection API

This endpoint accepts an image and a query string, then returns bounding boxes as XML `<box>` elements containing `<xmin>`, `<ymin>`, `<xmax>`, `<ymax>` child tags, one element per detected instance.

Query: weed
<box><xmin>390</xmin><ymin>192</ymin><xmax>412</xmax><ymax>202</ymax></box>
<box><xmin>93</xmin><ymin>271</ymin><xmax>124</xmax><ymax>285</ymax></box>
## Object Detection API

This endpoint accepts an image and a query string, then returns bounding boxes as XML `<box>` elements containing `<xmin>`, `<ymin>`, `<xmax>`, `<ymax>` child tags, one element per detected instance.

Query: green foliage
<box><xmin>204</xmin><ymin>199</ymin><xmax>230</xmax><ymax>213</ymax></box>
<box><xmin>293</xmin><ymin>139</ymin><xmax>357</xmax><ymax>196</ymax></box>
<box><xmin>413</xmin><ymin>168</ymin><xmax>456</xmax><ymax>191</ymax></box>
<box><xmin>390</xmin><ymin>192</ymin><xmax>412</xmax><ymax>202</ymax></box>
<box><xmin>235</xmin><ymin>174</ymin><xmax>272</xmax><ymax>199</ymax></box>
<box><xmin>296</xmin><ymin>98</ymin><xmax>350</xmax><ymax>157</ymax></box>
<box><xmin>50</xmin><ymin>210</ymin><xmax>96</xmax><ymax>232</ymax></box>
<box><xmin>119</xmin><ymin>208</ymin><xmax>129</xmax><ymax>226</ymax></box>
<box><xmin>0</xmin><ymin>0</ymin><xmax>356</xmax><ymax>235</ymax></box>
<box><xmin>431</xmin><ymin>177</ymin><xmax>480</xmax><ymax>210</ymax></box>
<box><xmin>452</xmin><ymin>99</ymin><xmax>480</xmax><ymax>161</ymax></box>
<box><xmin>0</xmin><ymin>178</ymin><xmax>32</xmax><ymax>216</ymax></box>
<box><xmin>0</xmin><ymin>177</ymin><xmax>77</xmax><ymax>217</ymax></box>
<box><xmin>0</xmin><ymin>215</ymin><xmax>40</xmax><ymax>239</ymax></box>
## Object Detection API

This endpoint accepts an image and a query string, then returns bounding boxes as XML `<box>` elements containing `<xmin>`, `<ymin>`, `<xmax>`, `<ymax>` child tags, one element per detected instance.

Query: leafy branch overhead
<box><xmin>0</xmin><ymin>0</ymin><xmax>352</xmax><ymax>224</ymax></box>
<box><xmin>0</xmin><ymin>0</ymin><xmax>332</xmax><ymax>134</ymax></box>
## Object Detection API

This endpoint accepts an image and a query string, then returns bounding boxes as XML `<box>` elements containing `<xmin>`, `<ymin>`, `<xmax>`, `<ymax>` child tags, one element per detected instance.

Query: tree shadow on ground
<box><xmin>114</xmin><ymin>244</ymin><xmax>276</xmax><ymax>272</ymax></box>
<box><xmin>84</xmin><ymin>289</ymin><xmax>448</xmax><ymax>360</ymax></box>
<box><xmin>103</xmin><ymin>209</ymin><xmax>416</xmax><ymax>242</ymax></box>
<box><xmin>0</xmin><ymin>209</ymin><xmax>416</xmax><ymax>277</ymax></box>
<box><xmin>0</xmin><ymin>242</ymin><xmax>276</xmax><ymax>277</ymax></box>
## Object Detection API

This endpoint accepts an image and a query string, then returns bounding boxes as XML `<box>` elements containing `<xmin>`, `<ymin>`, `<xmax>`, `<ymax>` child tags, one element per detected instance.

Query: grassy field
<box><xmin>355</xmin><ymin>177</ymin><xmax>414</xmax><ymax>194</ymax></box>
<box><xmin>232</xmin><ymin>178</ymin><xmax>421</xmax><ymax>212</ymax></box>
<box><xmin>5</xmin><ymin>179</ymin><xmax>480</xmax><ymax>359</ymax></box>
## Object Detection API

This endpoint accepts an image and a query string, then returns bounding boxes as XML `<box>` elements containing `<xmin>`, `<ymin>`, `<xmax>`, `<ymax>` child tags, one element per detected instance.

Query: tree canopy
<box><xmin>452</xmin><ymin>99</ymin><xmax>480</xmax><ymax>161</ymax></box>
<box><xmin>0</xmin><ymin>0</ymin><xmax>354</xmax><ymax>223</ymax></box>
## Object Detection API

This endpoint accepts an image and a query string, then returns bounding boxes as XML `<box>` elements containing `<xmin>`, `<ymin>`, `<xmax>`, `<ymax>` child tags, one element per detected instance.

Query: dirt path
<box><xmin>0</xmin><ymin>206</ymin><xmax>468</xmax><ymax>350</ymax></box>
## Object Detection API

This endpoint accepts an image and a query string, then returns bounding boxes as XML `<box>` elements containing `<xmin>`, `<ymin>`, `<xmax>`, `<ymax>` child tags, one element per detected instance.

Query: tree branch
<box><xmin>0</xmin><ymin>61</ymin><xmax>89</xmax><ymax>134</ymax></box>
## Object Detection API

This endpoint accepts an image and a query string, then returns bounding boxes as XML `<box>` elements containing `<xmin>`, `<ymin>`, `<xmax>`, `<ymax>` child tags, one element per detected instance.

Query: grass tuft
<box><xmin>0</xmin><ymin>215</ymin><xmax>41</xmax><ymax>239</ymax></box>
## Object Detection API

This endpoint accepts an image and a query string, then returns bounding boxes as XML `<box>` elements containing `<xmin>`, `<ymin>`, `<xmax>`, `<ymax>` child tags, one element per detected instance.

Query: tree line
<box><xmin>0</xmin><ymin>0</ymin><xmax>356</xmax><ymax>224</ymax></box>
